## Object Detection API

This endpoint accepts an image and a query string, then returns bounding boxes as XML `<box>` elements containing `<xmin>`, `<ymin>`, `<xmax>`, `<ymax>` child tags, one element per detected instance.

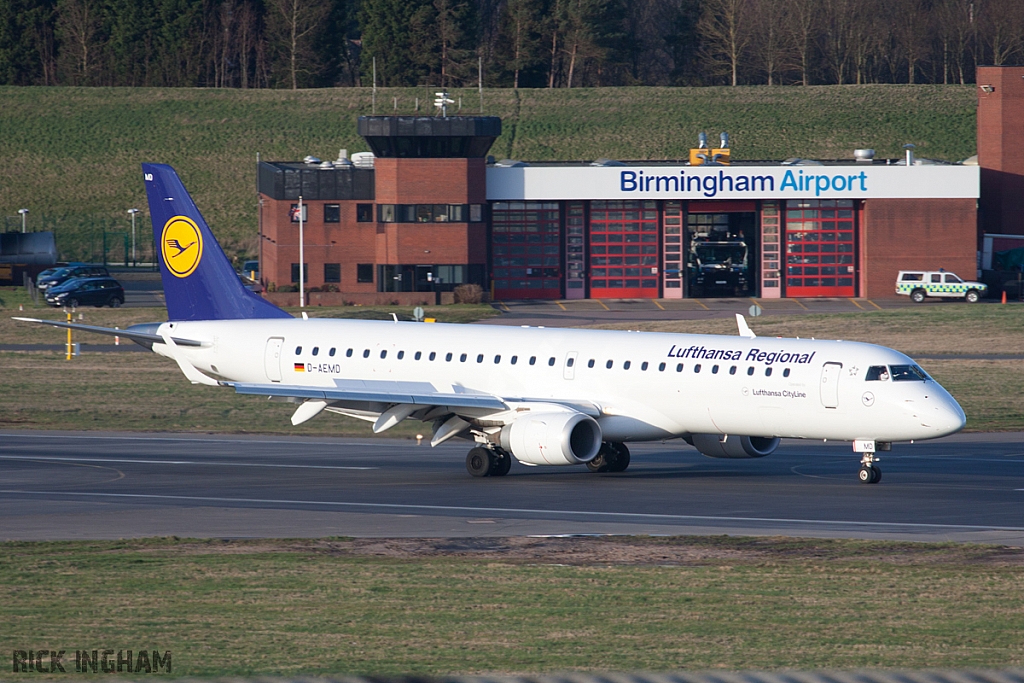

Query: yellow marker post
<box><xmin>65</xmin><ymin>310</ymin><xmax>72</xmax><ymax>360</ymax></box>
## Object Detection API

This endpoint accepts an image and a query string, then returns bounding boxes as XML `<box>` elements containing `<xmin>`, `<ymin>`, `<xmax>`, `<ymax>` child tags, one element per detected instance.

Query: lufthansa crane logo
<box><xmin>161</xmin><ymin>216</ymin><xmax>203</xmax><ymax>278</ymax></box>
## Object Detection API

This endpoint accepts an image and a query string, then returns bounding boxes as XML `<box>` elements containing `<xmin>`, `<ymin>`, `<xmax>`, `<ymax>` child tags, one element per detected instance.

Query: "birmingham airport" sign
<box><xmin>486</xmin><ymin>164</ymin><xmax>979</xmax><ymax>201</ymax></box>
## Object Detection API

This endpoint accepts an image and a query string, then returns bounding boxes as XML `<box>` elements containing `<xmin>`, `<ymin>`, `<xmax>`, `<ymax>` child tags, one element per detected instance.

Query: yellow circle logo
<box><xmin>161</xmin><ymin>216</ymin><xmax>203</xmax><ymax>278</ymax></box>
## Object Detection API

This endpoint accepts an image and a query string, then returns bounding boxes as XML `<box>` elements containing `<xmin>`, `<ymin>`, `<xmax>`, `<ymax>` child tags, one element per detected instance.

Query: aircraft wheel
<box><xmin>858</xmin><ymin>466</ymin><xmax>873</xmax><ymax>483</ymax></box>
<box><xmin>870</xmin><ymin>465</ymin><xmax>882</xmax><ymax>484</ymax></box>
<box><xmin>586</xmin><ymin>448</ymin><xmax>610</xmax><ymax>473</ymax></box>
<box><xmin>466</xmin><ymin>447</ymin><xmax>491</xmax><ymax>477</ymax></box>
<box><xmin>607</xmin><ymin>442</ymin><xmax>631</xmax><ymax>472</ymax></box>
<box><xmin>491</xmin><ymin>450</ymin><xmax>512</xmax><ymax>477</ymax></box>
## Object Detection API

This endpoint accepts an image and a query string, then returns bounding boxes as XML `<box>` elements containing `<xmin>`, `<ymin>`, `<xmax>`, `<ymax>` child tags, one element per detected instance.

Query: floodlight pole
<box><xmin>18</xmin><ymin>208</ymin><xmax>28</xmax><ymax>233</ymax></box>
<box><xmin>127</xmin><ymin>208</ymin><xmax>140</xmax><ymax>266</ymax></box>
<box><xmin>299</xmin><ymin>195</ymin><xmax>305</xmax><ymax>309</ymax></box>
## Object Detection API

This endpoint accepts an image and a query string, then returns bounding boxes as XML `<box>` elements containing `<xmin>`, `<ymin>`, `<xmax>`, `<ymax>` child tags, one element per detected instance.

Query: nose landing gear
<box><xmin>858</xmin><ymin>451</ymin><xmax>881</xmax><ymax>484</ymax></box>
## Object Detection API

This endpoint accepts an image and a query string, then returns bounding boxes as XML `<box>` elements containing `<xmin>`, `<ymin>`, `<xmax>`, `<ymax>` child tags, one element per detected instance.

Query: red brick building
<box><xmin>258</xmin><ymin>101</ymin><xmax>998</xmax><ymax>300</ymax></box>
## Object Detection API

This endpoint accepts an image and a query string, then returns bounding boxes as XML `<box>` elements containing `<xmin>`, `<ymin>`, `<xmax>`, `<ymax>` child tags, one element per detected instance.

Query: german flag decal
<box><xmin>294</xmin><ymin>363</ymin><xmax>305</xmax><ymax>372</ymax></box>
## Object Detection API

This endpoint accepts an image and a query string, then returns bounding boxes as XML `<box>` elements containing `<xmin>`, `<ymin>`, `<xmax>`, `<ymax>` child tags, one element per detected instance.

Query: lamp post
<box><xmin>17</xmin><ymin>208</ymin><xmax>28</xmax><ymax>233</ymax></box>
<box><xmin>127</xmin><ymin>208</ymin><xmax>140</xmax><ymax>266</ymax></box>
<box><xmin>298</xmin><ymin>196</ymin><xmax>305</xmax><ymax>309</ymax></box>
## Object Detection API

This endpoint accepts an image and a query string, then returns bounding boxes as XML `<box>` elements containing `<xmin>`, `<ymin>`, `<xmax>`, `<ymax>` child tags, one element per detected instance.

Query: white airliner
<box><xmin>16</xmin><ymin>164</ymin><xmax>966</xmax><ymax>483</ymax></box>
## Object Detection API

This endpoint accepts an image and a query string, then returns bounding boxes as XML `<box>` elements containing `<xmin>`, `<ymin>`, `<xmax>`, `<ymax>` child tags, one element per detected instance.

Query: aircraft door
<box><xmin>265</xmin><ymin>337</ymin><xmax>284</xmax><ymax>382</ymax></box>
<box><xmin>820</xmin><ymin>362</ymin><xmax>842</xmax><ymax>408</ymax></box>
<box><xmin>563</xmin><ymin>352</ymin><xmax>578</xmax><ymax>380</ymax></box>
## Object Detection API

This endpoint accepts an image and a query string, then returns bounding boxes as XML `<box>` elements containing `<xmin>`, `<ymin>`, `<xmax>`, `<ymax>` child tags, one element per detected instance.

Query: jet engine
<box><xmin>499</xmin><ymin>409</ymin><xmax>602</xmax><ymax>466</ymax></box>
<box><xmin>689</xmin><ymin>433</ymin><xmax>780</xmax><ymax>459</ymax></box>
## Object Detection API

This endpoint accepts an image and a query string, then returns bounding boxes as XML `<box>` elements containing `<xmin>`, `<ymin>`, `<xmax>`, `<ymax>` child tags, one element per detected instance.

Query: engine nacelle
<box><xmin>500</xmin><ymin>410</ymin><xmax>602</xmax><ymax>466</ymax></box>
<box><xmin>690</xmin><ymin>433</ymin><xmax>780</xmax><ymax>459</ymax></box>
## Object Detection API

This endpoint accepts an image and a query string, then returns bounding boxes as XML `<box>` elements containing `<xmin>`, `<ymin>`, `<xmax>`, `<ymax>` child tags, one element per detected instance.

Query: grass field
<box><xmin>1</xmin><ymin>304</ymin><xmax>1023</xmax><ymax>433</ymax></box>
<box><xmin>0</xmin><ymin>85</ymin><xmax>976</xmax><ymax>260</ymax></box>
<box><xmin>3</xmin><ymin>536</ymin><xmax>1023</xmax><ymax>677</ymax></box>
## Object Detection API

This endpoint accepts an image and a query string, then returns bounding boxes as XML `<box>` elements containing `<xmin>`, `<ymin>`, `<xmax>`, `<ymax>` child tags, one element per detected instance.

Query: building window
<box><xmin>289</xmin><ymin>204</ymin><xmax>308</xmax><ymax>223</ymax></box>
<box><xmin>357</xmin><ymin>264</ymin><xmax>373</xmax><ymax>283</ymax></box>
<box><xmin>378</xmin><ymin>205</ymin><xmax>396</xmax><ymax>222</ymax></box>
<box><xmin>357</xmin><ymin>204</ymin><xmax>373</xmax><ymax>222</ymax></box>
<box><xmin>324</xmin><ymin>204</ymin><xmax>340</xmax><ymax>223</ymax></box>
<box><xmin>324</xmin><ymin>263</ymin><xmax>341</xmax><ymax>283</ymax></box>
<box><xmin>290</xmin><ymin>263</ymin><xmax>309</xmax><ymax>283</ymax></box>
<box><xmin>470</xmin><ymin>204</ymin><xmax>484</xmax><ymax>222</ymax></box>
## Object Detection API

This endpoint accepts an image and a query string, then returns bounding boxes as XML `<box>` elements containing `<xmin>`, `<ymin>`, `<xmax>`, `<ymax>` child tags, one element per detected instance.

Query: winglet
<box><xmin>735</xmin><ymin>313</ymin><xmax>756</xmax><ymax>339</ymax></box>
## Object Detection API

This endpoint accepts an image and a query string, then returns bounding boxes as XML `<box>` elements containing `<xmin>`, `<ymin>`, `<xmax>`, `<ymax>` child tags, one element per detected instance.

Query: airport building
<box><xmin>257</xmin><ymin>67</ymin><xmax>1024</xmax><ymax>302</ymax></box>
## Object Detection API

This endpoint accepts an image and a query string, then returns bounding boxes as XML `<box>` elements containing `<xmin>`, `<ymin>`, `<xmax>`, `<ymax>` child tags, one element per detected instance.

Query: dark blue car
<box><xmin>45</xmin><ymin>276</ymin><xmax>125</xmax><ymax>308</ymax></box>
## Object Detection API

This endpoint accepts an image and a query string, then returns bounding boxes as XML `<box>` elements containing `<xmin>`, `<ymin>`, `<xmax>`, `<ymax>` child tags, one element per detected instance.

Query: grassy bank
<box><xmin>3</xmin><ymin>536</ymin><xmax>1023</xmax><ymax>677</ymax></box>
<box><xmin>0</xmin><ymin>85</ymin><xmax>976</xmax><ymax>260</ymax></box>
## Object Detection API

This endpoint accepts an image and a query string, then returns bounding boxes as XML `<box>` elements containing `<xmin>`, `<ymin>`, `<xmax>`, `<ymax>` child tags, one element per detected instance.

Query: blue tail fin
<box><xmin>143</xmin><ymin>163</ymin><xmax>291</xmax><ymax>321</ymax></box>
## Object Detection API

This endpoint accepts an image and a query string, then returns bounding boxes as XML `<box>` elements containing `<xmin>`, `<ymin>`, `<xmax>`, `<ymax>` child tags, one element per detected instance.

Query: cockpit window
<box><xmin>890</xmin><ymin>364</ymin><xmax>929</xmax><ymax>381</ymax></box>
<box><xmin>865</xmin><ymin>365</ymin><xmax>889</xmax><ymax>381</ymax></box>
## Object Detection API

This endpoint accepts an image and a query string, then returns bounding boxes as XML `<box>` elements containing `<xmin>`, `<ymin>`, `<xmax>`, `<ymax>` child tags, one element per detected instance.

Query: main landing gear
<box><xmin>466</xmin><ymin>446</ymin><xmax>512</xmax><ymax>477</ymax></box>
<box><xmin>587</xmin><ymin>441</ymin><xmax>631</xmax><ymax>473</ymax></box>
<box><xmin>858</xmin><ymin>451</ymin><xmax>882</xmax><ymax>484</ymax></box>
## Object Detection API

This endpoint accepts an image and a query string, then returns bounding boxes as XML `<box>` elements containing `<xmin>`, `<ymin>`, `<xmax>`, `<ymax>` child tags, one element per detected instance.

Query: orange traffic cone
<box><xmin>1002</xmin><ymin>290</ymin><xmax>1007</xmax><ymax>304</ymax></box>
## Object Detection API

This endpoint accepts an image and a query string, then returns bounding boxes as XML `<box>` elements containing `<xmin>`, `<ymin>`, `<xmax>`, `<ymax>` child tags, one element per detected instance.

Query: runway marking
<box><xmin>0</xmin><ymin>434</ymin><xmax>398</xmax><ymax>448</ymax></box>
<box><xmin>3</xmin><ymin>490</ymin><xmax>1023</xmax><ymax>533</ymax></box>
<box><xmin>0</xmin><ymin>455</ymin><xmax>376</xmax><ymax>470</ymax></box>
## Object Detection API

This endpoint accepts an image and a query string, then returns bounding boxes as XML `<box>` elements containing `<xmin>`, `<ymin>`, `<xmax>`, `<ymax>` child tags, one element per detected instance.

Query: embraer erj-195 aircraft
<box><xmin>17</xmin><ymin>164</ymin><xmax>966</xmax><ymax>483</ymax></box>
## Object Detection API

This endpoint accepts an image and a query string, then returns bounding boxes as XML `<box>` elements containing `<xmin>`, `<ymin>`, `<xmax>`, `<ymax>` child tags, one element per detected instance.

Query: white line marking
<box><xmin>0</xmin><ymin>434</ymin><xmax>398</xmax><ymax>448</ymax></box>
<box><xmin>0</xmin><ymin>455</ymin><xmax>376</xmax><ymax>470</ymax></box>
<box><xmin>1</xmin><ymin>490</ymin><xmax>1022</xmax><ymax>532</ymax></box>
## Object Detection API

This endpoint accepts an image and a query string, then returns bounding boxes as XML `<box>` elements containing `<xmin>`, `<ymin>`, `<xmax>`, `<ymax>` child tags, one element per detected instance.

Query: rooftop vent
<box><xmin>351</xmin><ymin>152</ymin><xmax>375</xmax><ymax>169</ymax></box>
<box><xmin>494</xmin><ymin>159</ymin><xmax>528</xmax><ymax>167</ymax></box>
<box><xmin>854</xmin><ymin>149</ymin><xmax>875</xmax><ymax>162</ymax></box>
<box><xmin>318</xmin><ymin>161</ymin><xmax>334</xmax><ymax>169</ymax></box>
<box><xmin>782</xmin><ymin>158</ymin><xmax>824</xmax><ymax>166</ymax></box>
<box><xmin>303</xmin><ymin>155</ymin><xmax>321</xmax><ymax>165</ymax></box>
<box><xmin>590</xmin><ymin>158</ymin><xmax>625</xmax><ymax>167</ymax></box>
<box><xmin>334</xmin><ymin>149</ymin><xmax>353</xmax><ymax>167</ymax></box>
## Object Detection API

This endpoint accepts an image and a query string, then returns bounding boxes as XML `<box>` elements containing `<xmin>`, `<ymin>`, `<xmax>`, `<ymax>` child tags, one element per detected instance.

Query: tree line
<box><xmin>0</xmin><ymin>0</ymin><xmax>1021</xmax><ymax>89</ymax></box>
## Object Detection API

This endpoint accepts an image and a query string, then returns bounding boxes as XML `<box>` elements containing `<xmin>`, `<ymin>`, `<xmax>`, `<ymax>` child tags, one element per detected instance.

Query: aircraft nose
<box><xmin>929</xmin><ymin>390</ymin><xmax>966</xmax><ymax>437</ymax></box>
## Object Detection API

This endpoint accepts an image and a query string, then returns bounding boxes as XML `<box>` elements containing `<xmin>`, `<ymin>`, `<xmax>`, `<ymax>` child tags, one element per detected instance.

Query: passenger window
<box><xmin>566</xmin><ymin>357</ymin><xmax>574</xmax><ymax>367</ymax></box>
<box><xmin>511</xmin><ymin>356</ymin><xmax>518</xmax><ymax>365</ymax></box>
<box><xmin>676</xmin><ymin>363</ymin><xmax>684</xmax><ymax>372</ymax></box>
<box><xmin>380</xmin><ymin>350</ymin><xmax>387</xmax><ymax>359</ymax></box>
<box><xmin>659</xmin><ymin>363</ymin><xmax>666</xmax><ymax>371</ymax></box>
<box><xmin>606</xmin><ymin>360</ymin><xmax>614</xmax><ymax>369</ymax></box>
<box><xmin>295</xmin><ymin>346</ymin><xmax>302</xmax><ymax>355</ymax></box>
<box><xmin>588</xmin><ymin>359</ymin><xmax>595</xmax><ymax>368</ymax></box>
<box><xmin>945</xmin><ymin>274</ymin><xmax>962</xmax><ymax>284</ymax></box>
<box><xmin>694</xmin><ymin>364</ymin><xmax>701</xmax><ymax>373</ymax></box>
<box><xmin>346</xmin><ymin>349</ymin><xmax>353</xmax><ymax>357</ymax></box>
<box><xmin>930</xmin><ymin>273</ymin><xmax>941</xmax><ymax>283</ymax></box>
<box><xmin>397</xmin><ymin>351</ymin><xmax>405</xmax><ymax>360</ymax></box>
<box><xmin>548</xmin><ymin>357</ymin><xmax>556</xmax><ymax>366</ymax></box>
<box><xmin>765</xmin><ymin>367</ymin><xmax>772</xmax><ymax>376</ymax></box>
<box><xmin>445</xmin><ymin>352</ymin><xmax>453</xmax><ymax>362</ymax></box>
<box><xmin>729</xmin><ymin>366</ymin><xmax>736</xmax><ymax>375</ymax></box>
<box><xmin>460</xmin><ymin>353</ymin><xmax>467</xmax><ymax>362</ymax></box>
<box><xmin>865</xmin><ymin>365</ymin><xmax>889</xmax><ymax>381</ymax></box>
<box><xmin>783</xmin><ymin>368</ymin><xmax>790</xmax><ymax>377</ymax></box>
<box><xmin>711</xmin><ymin>365</ymin><xmax>719</xmax><ymax>374</ymax></box>
<box><xmin>641</xmin><ymin>361</ymin><xmax>648</xmax><ymax>371</ymax></box>
<box><xmin>477</xmin><ymin>354</ymin><xmax>484</xmax><ymax>363</ymax></box>
<box><xmin>623</xmin><ymin>361</ymin><xmax>631</xmax><ymax>370</ymax></box>
<box><xmin>747</xmin><ymin>366</ymin><xmax>755</xmax><ymax>375</ymax></box>
<box><xmin>312</xmin><ymin>347</ymin><xmax>319</xmax><ymax>356</ymax></box>
<box><xmin>415</xmin><ymin>351</ymin><xmax>422</xmax><ymax>360</ymax></box>
<box><xmin>529</xmin><ymin>357</ymin><xmax>536</xmax><ymax>365</ymax></box>
<box><xmin>329</xmin><ymin>348</ymin><xmax>336</xmax><ymax>357</ymax></box>
<box><xmin>429</xmin><ymin>352</ymin><xmax>437</xmax><ymax>361</ymax></box>
<box><xmin>363</xmin><ymin>349</ymin><xmax>370</xmax><ymax>358</ymax></box>
<box><xmin>494</xmin><ymin>355</ymin><xmax>501</xmax><ymax>364</ymax></box>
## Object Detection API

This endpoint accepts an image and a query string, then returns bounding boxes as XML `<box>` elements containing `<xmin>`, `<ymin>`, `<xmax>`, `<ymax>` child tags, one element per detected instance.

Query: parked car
<box><xmin>896</xmin><ymin>270</ymin><xmax>987</xmax><ymax>303</ymax></box>
<box><xmin>240</xmin><ymin>260</ymin><xmax>260</xmax><ymax>280</ymax></box>
<box><xmin>37</xmin><ymin>264</ymin><xmax>110</xmax><ymax>291</ymax></box>
<box><xmin>45</xmin><ymin>276</ymin><xmax>125</xmax><ymax>308</ymax></box>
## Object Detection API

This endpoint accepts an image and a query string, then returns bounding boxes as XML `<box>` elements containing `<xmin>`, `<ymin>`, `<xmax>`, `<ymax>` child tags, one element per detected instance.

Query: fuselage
<box><xmin>154</xmin><ymin>318</ymin><xmax>966</xmax><ymax>444</ymax></box>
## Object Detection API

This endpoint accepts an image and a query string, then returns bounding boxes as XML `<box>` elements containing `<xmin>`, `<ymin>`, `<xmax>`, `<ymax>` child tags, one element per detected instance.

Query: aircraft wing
<box><xmin>12</xmin><ymin>317</ymin><xmax>205</xmax><ymax>348</ymax></box>
<box><xmin>230</xmin><ymin>381</ymin><xmax>508</xmax><ymax>410</ymax></box>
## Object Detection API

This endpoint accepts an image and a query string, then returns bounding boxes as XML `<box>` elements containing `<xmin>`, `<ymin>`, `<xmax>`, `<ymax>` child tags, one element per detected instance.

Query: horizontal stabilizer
<box><xmin>12</xmin><ymin>317</ymin><xmax>204</xmax><ymax>348</ymax></box>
